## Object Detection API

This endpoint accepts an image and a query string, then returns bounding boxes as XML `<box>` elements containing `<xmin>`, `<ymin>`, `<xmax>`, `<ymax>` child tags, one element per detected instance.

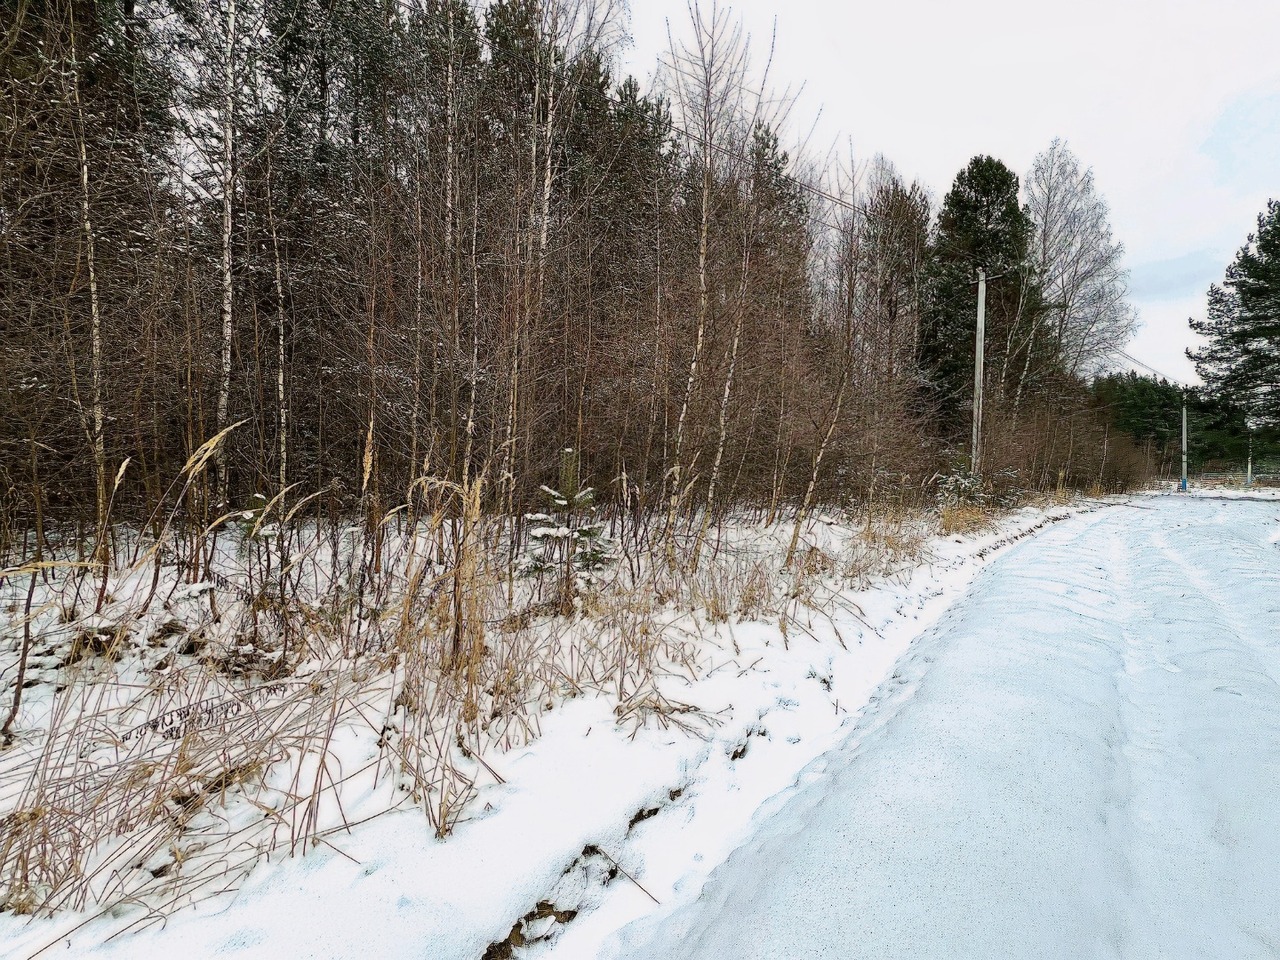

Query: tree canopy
<box><xmin>1189</xmin><ymin>199</ymin><xmax>1280</xmax><ymax>425</ymax></box>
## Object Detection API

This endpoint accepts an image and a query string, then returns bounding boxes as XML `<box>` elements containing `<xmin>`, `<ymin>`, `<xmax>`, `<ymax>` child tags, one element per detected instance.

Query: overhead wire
<box><xmin>1112</xmin><ymin>349</ymin><xmax>1188</xmax><ymax>388</ymax></box>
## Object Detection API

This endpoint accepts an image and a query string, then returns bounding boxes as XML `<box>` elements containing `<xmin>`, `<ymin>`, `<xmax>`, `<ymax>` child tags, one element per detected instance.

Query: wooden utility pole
<box><xmin>971</xmin><ymin>267</ymin><xmax>987</xmax><ymax>475</ymax></box>
<box><xmin>1247</xmin><ymin>422</ymin><xmax>1254</xmax><ymax>487</ymax></box>
<box><xmin>1181</xmin><ymin>399</ymin><xmax>1188</xmax><ymax>492</ymax></box>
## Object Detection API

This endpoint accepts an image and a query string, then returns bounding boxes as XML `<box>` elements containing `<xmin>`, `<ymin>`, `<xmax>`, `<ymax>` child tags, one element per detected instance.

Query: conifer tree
<box><xmin>1189</xmin><ymin>200</ymin><xmax>1280</xmax><ymax>424</ymax></box>
<box><xmin>921</xmin><ymin>156</ymin><xmax>1042</xmax><ymax>427</ymax></box>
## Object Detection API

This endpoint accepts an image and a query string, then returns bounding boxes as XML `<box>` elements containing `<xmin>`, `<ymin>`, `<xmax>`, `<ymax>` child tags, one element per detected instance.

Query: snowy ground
<box><xmin>605</xmin><ymin>496</ymin><xmax>1280</xmax><ymax>960</ymax></box>
<box><xmin>3</xmin><ymin>494</ymin><xmax>1275</xmax><ymax>959</ymax></box>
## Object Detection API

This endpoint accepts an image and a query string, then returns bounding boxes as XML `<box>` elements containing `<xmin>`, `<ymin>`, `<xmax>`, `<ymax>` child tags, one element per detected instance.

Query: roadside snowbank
<box><xmin>0</xmin><ymin>500</ymin><xmax>1099</xmax><ymax>960</ymax></box>
<box><xmin>602</xmin><ymin>497</ymin><xmax>1280</xmax><ymax>960</ymax></box>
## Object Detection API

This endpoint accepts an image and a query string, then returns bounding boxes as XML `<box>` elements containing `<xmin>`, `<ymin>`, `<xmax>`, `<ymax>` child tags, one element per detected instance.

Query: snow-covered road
<box><xmin>608</xmin><ymin>498</ymin><xmax>1280</xmax><ymax>959</ymax></box>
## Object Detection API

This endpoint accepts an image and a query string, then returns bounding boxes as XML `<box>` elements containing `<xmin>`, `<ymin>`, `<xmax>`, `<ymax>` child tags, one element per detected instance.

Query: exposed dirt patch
<box><xmin>481</xmin><ymin>900</ymin><xmax>579</xmax><ymax>959</ymax></box>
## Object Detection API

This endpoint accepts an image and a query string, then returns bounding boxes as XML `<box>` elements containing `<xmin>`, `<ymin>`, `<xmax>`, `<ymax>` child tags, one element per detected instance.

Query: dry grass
<box><xmin>0</xmin><ymin>499</ymin><xmax>699</xmax><ymax>923</ymax></box>
<box><xmin>0</xmin><ymin>480</ymin><xmax>948</xmax><ymax>930</ymax></box>
<box><xmin>839</xmin><ymin>512</ymin><xmax>932</xmax><ymax>588</ymax></box>
<box><xmin>939</xmin><ymin>503</ymin><xmax>995</xmax><ymax>536</ymax></box>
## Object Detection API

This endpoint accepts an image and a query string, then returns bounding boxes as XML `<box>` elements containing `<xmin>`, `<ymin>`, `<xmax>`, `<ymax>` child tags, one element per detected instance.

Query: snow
<box><xmin>601</xmin><ymin>497</ymin><xmax>1280</xmax><ymax>960</ymax></box>
<box><xmin>1151</xmin><ymin>479</ymin><xmax>1280</xmax><ymax>502</ymax></box>
<box><xmin>2</xmin><ymin>502</ymin><xmax>1083</xmax><ymax>959</ymax></box>
<box><xmin>80</xmin><ymin>696</ymin><xmax>688</xmax><ymax>960</ymax></box>
<box><xmin>4</xmin><ymin>495</ymin><xmax>1275</xmax><ymax>959</ymax></box>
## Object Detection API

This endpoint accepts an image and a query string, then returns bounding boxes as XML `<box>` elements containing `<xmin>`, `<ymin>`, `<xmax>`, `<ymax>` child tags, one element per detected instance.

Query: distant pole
<box><xmin>1247</xmin><ymin>425</ymin><xmax>1254</xmax><ymax>487</ymax></box>
<box><xmin>1180</xmin><ymin>399</ymin><xmax>1188</xmax><ymax>492</ymax></box>
<box><xmin>971</xmin><ymin>267</ymin><xmax>986</xmax><ymax>475</ymax></box>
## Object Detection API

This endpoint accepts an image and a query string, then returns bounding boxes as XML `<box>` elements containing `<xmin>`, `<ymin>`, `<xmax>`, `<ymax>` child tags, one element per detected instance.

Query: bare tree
<box><xmin>1025</xmin><ymin>139</ymin><xmax>1136</xmax><ymax>382</ymax></box>
<box><xmin>215</xmin><ymin>0</ymin><xmax>239</xmax><ymax>505</ymax></box>
<box><xmin>67</xmin><ymin>11</ymin><xmax>108</xmax><ymax>561</ymax></box>
<box><xmin>662</xmin><ymin>0</ymin><xmax>752</xmax><ymax>545</ymax></box>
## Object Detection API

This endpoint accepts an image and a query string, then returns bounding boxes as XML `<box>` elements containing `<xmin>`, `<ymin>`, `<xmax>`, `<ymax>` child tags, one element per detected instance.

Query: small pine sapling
<box><xmin>521</xmin><ymin>448</ymin><xmax>617</xmax><ymax>614</ymax></box>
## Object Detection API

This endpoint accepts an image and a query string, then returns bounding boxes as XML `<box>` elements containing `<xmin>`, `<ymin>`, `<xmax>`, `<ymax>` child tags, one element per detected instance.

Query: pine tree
<box><xmin>921</xmin><ymin>156</ymin><xmax>1043</xmax><ymax>428</ymax></box>
<box><xmin>521</xmin><ymin>448</ymin><xmax>615</xmax><ymax>615</ymax></box>
<box><xmin>1189</xmin><ymin>200</ymin><xmax>1280</xmax><ymax>424</ymax></box>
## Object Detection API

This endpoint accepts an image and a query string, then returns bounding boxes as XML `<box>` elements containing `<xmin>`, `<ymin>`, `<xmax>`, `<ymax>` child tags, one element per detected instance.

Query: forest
<box><xmin>0</xmin><ymin>0</ymin><xmax>1240</xmax><ymax>928</ymax></box>
<box><xmin>2</xmin><ymin>0</ymin><xmax>1150</xmax><ymax>558</ymax></box>
<box><xmin>1094</xmin><ymin>372</ymin><xmax>1280</xmax><ymax>475</ymax></box>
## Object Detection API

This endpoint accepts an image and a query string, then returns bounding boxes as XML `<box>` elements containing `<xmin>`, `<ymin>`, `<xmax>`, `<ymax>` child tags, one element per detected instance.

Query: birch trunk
<box><xmin>787</xmin><ymin>372</ymin><xmax>847</xmax><ymax>568</ymax></box>
<box><xmin>693</xmin><ymin>230</ymin><xmax>751</xmax><ymax>570</ymax></box>
<box><xmin>462</xmin><ymin>190</ymin><xmax>480</xmax><ymax>487</ymax></box>
<box><xmin>216</xmin><ymin>0</ymin><xmax>237</xmax><ymax>505</ymax></box>
<box><xmin>410</xmin><ymin>164</ymin><xmax>424</xmax><ymax>477</ymax></box>
<box><xmin>68</xmin><ymin>19</ymin><xmax>107</xmax><ymax>563</ymax></box>
<box><xmin>266</xmin><ymin>159</ymin><xmax>287</xmax><ymax>495</ymax></box>
<box><xmin>667</xmin><ymin>130</ymin><xmax>713</xmax><ymax>543</ymax></box>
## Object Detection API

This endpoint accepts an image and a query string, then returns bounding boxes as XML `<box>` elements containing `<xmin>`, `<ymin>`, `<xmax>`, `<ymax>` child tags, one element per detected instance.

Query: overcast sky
<box><xmin>617</xmin><ymin>0</ymin><xmax>1280</xmax><ymax>385</ymax></box>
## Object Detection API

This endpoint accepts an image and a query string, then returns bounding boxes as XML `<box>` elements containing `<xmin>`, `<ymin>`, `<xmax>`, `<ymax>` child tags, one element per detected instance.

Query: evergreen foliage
<box><xmin>921</xmin><ymin>156</ymin><xmax>1046</xmax><ymax>425</ymax></box>
<box><xmin>0</xmin><ymin>1</ymin><xmax>1159</xmax><ymax>549</ymax></box>
<box><xmin>1189</xmin><ymin>200</ymin><xmax>1280</xmax><ymax>425</ymax></box>
<box><xmin>522</xmin><ymin>449</ymin><xmax>615</xmax><ymax>612</ymax></box>
<box><xmin>1093</xmin><ymin>372</ymin><xmax>1280</xmax><ymax>471</ymax></box>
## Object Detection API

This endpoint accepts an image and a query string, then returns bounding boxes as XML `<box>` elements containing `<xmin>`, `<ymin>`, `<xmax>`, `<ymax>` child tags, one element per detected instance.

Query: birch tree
<box><xmin>1025</xmin><ymin>139</ymin><xmax>1135</xmax><ymax>380</ymax></box>
<box><xmin>662</xmin><ymin>0</ymin><xmax>751</xmax><ymax>541</ymax></box>
<box><xmin>67</xmin><ymin>11</ymin><xmax>108</xmax><ymax>558</ymax></box>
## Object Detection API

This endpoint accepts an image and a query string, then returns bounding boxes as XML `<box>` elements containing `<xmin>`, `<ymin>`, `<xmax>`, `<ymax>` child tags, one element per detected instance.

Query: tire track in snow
<box><xmin>605</xmin><ymin>499</ymin><xmax>1280</xmax><ymax>960</ymax></box>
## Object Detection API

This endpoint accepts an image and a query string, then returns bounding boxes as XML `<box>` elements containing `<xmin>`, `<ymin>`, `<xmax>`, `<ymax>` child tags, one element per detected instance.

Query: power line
<box><xmin>1113</xmin><ymin>349</ymin><xmax>1187</xmax><ymax>388</ymax></box>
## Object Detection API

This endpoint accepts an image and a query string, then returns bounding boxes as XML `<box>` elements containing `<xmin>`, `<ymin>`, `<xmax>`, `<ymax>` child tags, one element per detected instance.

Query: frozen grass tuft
<box><xmin>0</xmin><ymin>486</ymin><xmax>950</xmax><ymax>929</ymax></box>
<box><xmin>939</xmin><ymin>503</ymin><xmax>995</xmax><ymax>536</ymax></box>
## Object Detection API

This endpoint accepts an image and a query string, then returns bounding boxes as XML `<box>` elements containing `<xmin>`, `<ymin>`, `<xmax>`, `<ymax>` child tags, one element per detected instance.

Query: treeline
<box><xmin>1095</xmin><ymin>199</ymin><xmax>1280</xmax><ymax>480</ymax></box>
<box><xmin>1</xmin><ymin>0</ymin><xmax>1145</xmax><ymax>551</ymax></box>
<box><xmin>1095</xmin><ymin>373</ymin><xmax>1280</xmax><ymax>475</ymax></box>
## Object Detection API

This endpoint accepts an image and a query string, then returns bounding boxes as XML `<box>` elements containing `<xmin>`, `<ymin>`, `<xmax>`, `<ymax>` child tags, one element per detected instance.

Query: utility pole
<box><xmin>1247</xmin><ymin>423</ymin><xmax>1254</xmax><ymax>487</ymax></box>
<box><xmin>1180</xmin><ymin>398</ymin><xmax>1188</xmax><ymax>492</ymax></box>
<box><xmin>971</xmin><ymin>267</ymin><xmax>986</xmax><ymax>475</ymax></box>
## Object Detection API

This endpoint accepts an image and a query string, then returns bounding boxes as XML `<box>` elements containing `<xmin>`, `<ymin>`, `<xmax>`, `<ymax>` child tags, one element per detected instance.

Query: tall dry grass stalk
<box><xmin>2</xmin><ymin>451</ymin><xmax>942</xmax><ymax>929</ymax></box>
